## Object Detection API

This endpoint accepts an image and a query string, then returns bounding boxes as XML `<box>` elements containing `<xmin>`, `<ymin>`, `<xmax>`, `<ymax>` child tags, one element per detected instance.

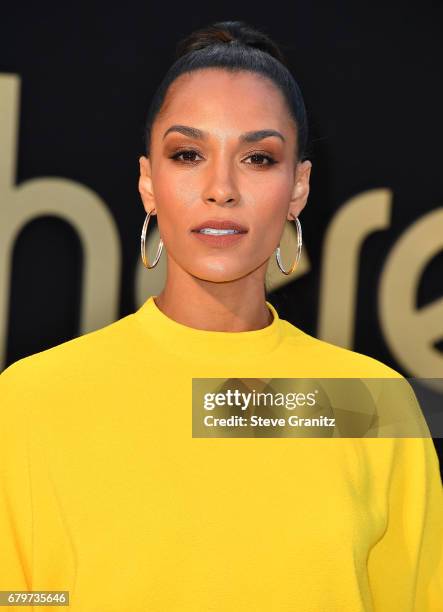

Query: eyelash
<box><xmin>169</xmin><ymin>148</ymin><xmax>277</xmax><ymax>167</ymax></box>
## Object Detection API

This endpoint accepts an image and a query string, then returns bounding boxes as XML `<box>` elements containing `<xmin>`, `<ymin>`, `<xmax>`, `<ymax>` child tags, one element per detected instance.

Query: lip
<box><xmin>191</xmin><ymin>231</ymin><xmax>247</xmax><ymax>248</ymax></box>
<box><xmin>191</xmin><ymin>218</ymin><xmax>248</xmax><ymax>233</ymax></box>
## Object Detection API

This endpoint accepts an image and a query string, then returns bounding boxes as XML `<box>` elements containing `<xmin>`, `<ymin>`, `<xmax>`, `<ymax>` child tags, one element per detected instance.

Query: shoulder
<box><xmin>0</xmin><ymin>313</ymin><xmax>137</xmax><ymax>389</ymax></box>
<box><xmin>279</xmin><ymin>321</ymin><xmax>434</xmax><ymax>437</ymax></box>
<box><xmin>280</xmin><ymin>319</ymin><xmax>403</xmax><ymax>379</ymax></box>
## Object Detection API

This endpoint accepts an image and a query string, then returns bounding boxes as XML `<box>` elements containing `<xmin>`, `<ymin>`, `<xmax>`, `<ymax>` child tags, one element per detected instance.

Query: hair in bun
<box><xmin>144</xmin><ymin>20</ymin><xmax>309</xmax><ymax>164</ymax></box>
<box><xmin>174</xmin><ymin>21</ymin><xmax>288</xmax><ymax>67</ymax></box>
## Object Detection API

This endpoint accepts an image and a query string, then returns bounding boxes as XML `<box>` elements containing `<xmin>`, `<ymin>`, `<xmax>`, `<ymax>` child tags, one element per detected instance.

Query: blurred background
<box><xmin>0</xmin><ymin>3</ymin><xmax>442</xmax><ymax>468</ymax></box>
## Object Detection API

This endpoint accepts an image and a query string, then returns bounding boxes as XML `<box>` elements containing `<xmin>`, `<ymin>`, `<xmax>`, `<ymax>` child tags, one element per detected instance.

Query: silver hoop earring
<box><xmin>275</xmin><ymin>216</ymin><xmax>302</xmax><ymax>275</ymax></box>
<box><xmin>140</xmin><ymin>210</ymin><xmax>164</xmax><ymax>269</ymax></box>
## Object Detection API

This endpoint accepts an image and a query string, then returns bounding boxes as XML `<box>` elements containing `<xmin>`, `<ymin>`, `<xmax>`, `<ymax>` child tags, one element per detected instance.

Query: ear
<box><xmin>287</xmin><ymin>159</ymin><xmax>312</xmax><ymax>221</ymax></box>
<box><xmin>138</xmin><ymin>156</ymin><xmax>157</xmax><ymax>215</ymax></box>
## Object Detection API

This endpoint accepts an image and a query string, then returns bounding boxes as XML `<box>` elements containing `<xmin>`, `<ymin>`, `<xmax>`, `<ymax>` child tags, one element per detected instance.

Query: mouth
<box><xmin>190</xmin><ymin>218</ymin><xmax>248</xmax><ymax>248</ymax></box>
<box><xmin>191</xmin><ymin>218</ymin><xmax>248</xmax><ymax>234</ymax></box>
<box><xmin>195</xmin><ymin>228</ymin><xmax>243</xmax><ymax>235</ymax></box>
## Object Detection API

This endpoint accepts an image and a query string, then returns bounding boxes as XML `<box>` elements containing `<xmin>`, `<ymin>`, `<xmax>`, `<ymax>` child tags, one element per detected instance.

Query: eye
<box><xmin>170</xmin><ymin>149</ymin><xmax>203</xmax><ymax>164</ymax></box>
<box><xmin>243</xmin><ymin>152</ymin><xmax>277</xmax><ymax>167</ymax></box>
<box><xmin>169</xmin><ymin>148</ymin><xmax>278</xmax><ymax>167</ymax></box>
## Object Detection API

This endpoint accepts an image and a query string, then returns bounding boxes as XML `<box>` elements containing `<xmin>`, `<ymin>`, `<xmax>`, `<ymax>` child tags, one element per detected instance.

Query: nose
<box><xmin>202</xmin><ymin>159</ymin><xmax>240</xmax><ymax>206</ymax></box>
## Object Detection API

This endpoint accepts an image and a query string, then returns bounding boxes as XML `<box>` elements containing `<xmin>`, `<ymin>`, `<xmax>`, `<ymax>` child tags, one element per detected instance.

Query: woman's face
<box><xmin>139</xmin><ymin>68</ymin><xmax>311</xmax><ymax>283</ymax></box>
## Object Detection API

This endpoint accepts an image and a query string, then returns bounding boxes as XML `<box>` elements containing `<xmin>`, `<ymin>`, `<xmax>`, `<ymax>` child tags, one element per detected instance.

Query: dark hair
<box><xmin>143</xmin><ymin>20</ymin><xmax>309</xmax><ymax>164</ymax></box>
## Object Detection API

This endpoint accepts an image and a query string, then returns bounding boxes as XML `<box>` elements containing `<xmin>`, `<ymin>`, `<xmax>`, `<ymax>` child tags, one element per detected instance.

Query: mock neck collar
<box><xmin>132</xmin><ymin>295</ymin><xmax>284</xmax><ymax>359</ymax></box>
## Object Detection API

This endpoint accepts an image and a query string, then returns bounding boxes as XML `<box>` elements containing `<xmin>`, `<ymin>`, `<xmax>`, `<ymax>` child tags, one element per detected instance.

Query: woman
<box><xmin>0</xmin><ymin>20</ymin><xmax>442</xmax><ymax>611</ymax></box>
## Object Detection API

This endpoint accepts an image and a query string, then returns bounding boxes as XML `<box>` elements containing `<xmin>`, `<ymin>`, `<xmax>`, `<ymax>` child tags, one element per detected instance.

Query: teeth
<box><xmin>198</xmin><ymin>228</ymin><xmax>240</xmax><ymax>235</ymax></box>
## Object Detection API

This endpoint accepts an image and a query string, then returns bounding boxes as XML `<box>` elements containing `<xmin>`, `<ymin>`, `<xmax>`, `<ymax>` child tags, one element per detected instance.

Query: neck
<box><xmin>154</xmin><ymin>266</ymin><xmax>271</xmax><ymax>333</ymax></box>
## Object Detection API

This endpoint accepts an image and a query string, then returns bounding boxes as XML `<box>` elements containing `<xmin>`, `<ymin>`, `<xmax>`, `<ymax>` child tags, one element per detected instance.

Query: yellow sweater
<box><xmin>0</xmin><ymin>296</ymin><xmax>442</xmax><ymax>611</ymax></box>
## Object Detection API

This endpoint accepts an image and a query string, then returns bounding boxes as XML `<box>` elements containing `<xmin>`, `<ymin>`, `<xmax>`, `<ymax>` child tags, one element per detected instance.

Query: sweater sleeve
<box><xmin>0</xmin><ymin>362</ymin><xmax>34</xmax><ymax>596</ymax></box>
<box><xmin>0</xmin><ymin>360</ymin><xmax>76</xmax><ymax>610</ymax></box>
<box><xmin>367</xmin><ymin>433</ymin><xmax>443</xmax><ymax>610</ymax></box>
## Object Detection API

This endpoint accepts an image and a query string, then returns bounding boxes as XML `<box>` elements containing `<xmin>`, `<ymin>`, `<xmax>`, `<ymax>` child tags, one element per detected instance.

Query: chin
<box><xmin>189</xmin><ymin>263</ymin><xmax>251</xmax><ymax>284</ymax></box>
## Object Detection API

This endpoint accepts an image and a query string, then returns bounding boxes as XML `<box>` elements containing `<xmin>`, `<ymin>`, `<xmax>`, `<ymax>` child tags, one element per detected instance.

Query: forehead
<box><xmin>154</xmin><ymin>68</ymin><xmax>293</xmax><ymax>136</ymax></box>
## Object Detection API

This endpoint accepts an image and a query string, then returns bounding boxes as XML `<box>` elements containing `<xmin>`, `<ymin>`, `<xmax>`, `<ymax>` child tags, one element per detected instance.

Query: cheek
<box><xmin>155</xmin><ymin>165</ymin><xmax>191</xmax><ymax>204</ymax></box>
<box><xmin>246</xmin><ymin>168</ymin><xmax>293</xmax><ymax>210</ymax></box>
<box><xmin>153</xmin><ymin>167</ymin><xmax>199</xmax><ymax>234</ymax></box>
<box><xmin>248</xmin><ymin>181</ymin><xmax>292</xmax><ymax>239</ymax></box>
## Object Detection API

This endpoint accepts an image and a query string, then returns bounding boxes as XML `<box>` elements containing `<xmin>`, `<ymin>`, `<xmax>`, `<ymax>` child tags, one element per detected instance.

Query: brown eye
<box><xmin>243</xmin><ymin>153</ymin><xmax>277</xmax><ymax>166</ymax></box>
<box><xmin>170</xmin><ymin>149</ymin><xmax>203</xmax><ymax>164</ymax></box>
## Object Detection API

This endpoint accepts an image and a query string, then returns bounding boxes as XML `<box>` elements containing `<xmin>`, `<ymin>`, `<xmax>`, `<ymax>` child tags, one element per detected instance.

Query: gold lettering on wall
<box><xmin>317</xmin><ymin>189</ymin><xmax>392</xmax><ymax>347</ymax></box>
<box><xmin>0</xmin><ymin>74</ymin><xmax>121</xmax><ymax>369</ymax></box>
<box><xmin>379</xmin><ymin>208</ymin><xmax>443</xmax><ymax>384</ymax></box>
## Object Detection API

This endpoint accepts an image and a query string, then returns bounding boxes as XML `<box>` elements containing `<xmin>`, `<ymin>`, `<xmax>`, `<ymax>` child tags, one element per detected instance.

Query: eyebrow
<box><xmin>162</xmin><ymin>124</ymin><xmax>285</xmax><ymax>143</ymax></box>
